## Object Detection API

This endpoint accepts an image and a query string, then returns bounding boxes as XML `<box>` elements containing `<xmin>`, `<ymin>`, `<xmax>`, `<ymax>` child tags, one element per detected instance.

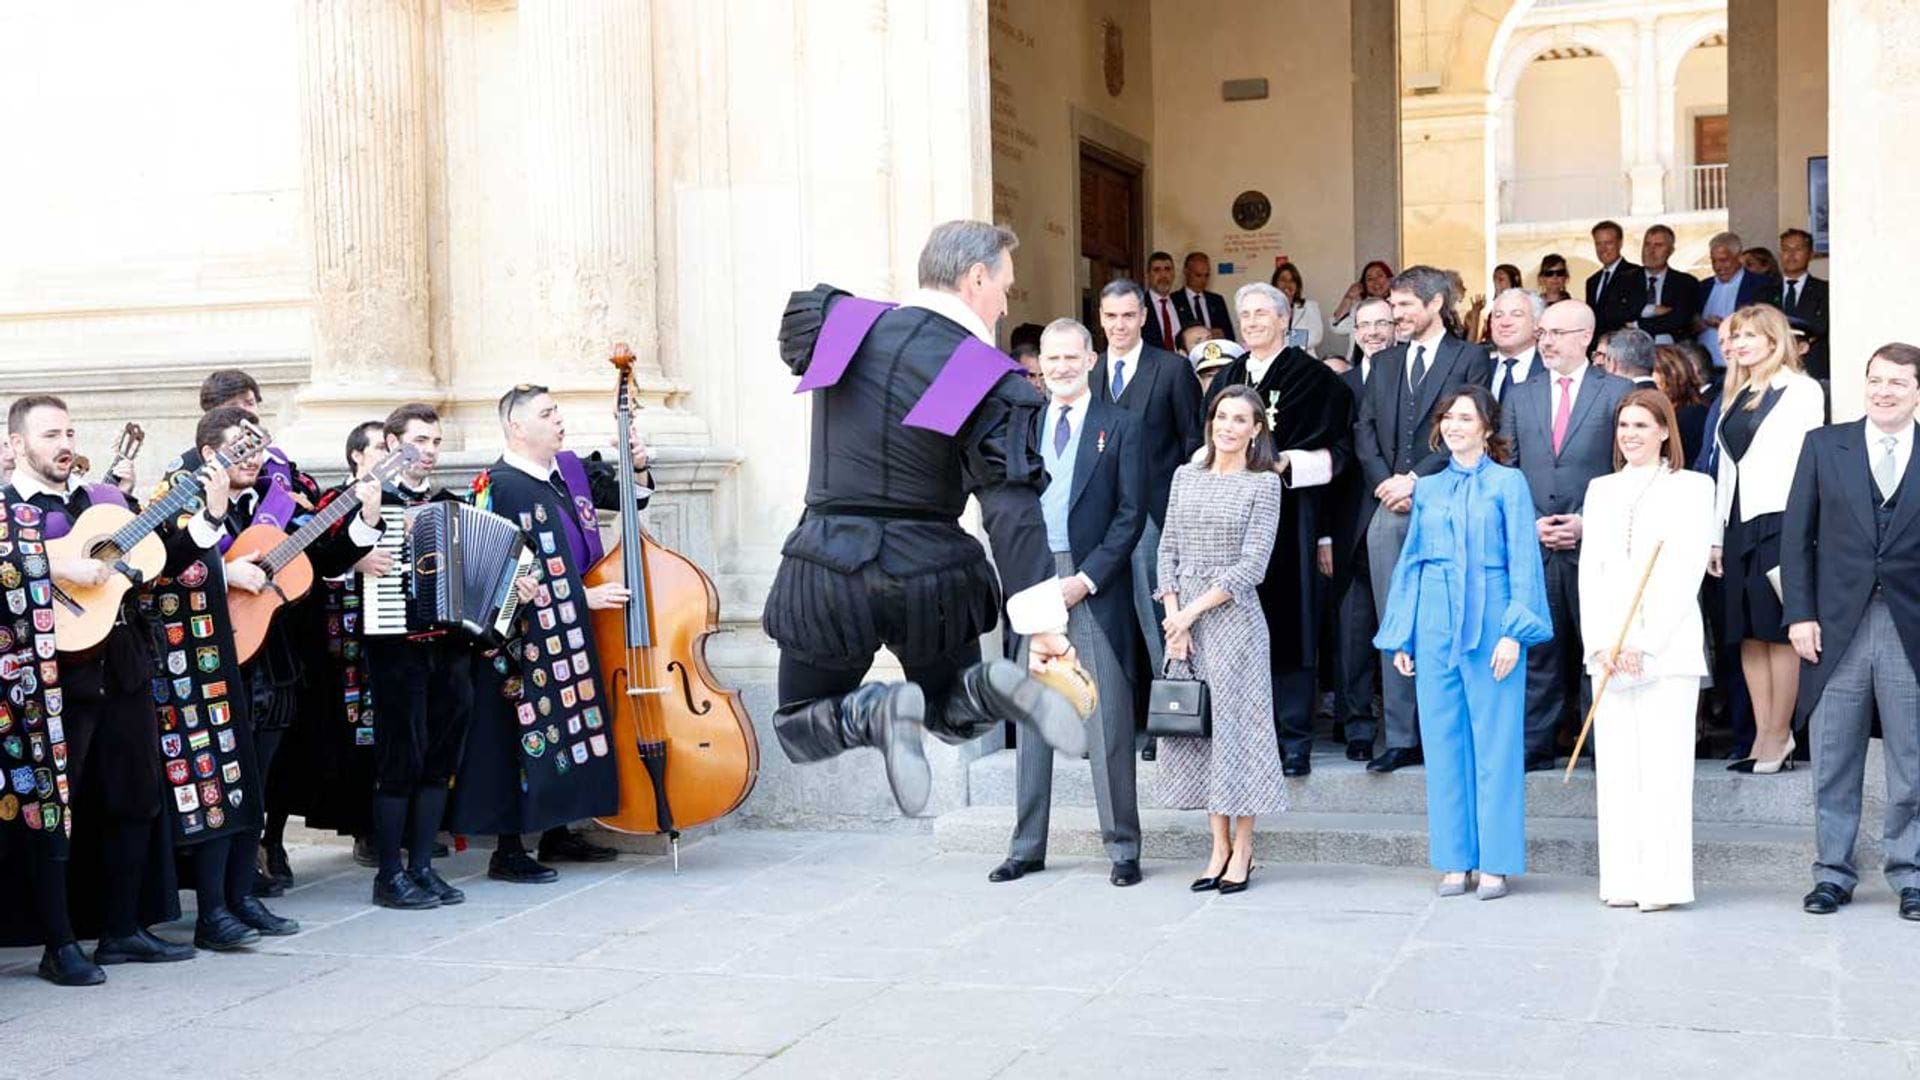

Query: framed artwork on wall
<box><xmin>1808</xmin><ymin>155</ymin><xmax>1829</xmax><ymax>254</ymax></box>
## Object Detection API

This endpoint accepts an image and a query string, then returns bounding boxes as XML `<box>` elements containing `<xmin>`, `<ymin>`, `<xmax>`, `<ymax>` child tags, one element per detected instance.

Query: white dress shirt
<box><xmin>1492</xmin><ymin>347</ymin><xmax>1537</xmax><ymax>400</ymax></box>
<box><xmin>1106</xmin><ymin>340</ymin><xmax>1144</xmax><ymax>402</ymax></box>
<box><xmin>1549</xmin><ymin>360</ymin><xmax>1590</xmax><ymax>419</ymax></box>
<box><xmin>1184</xmin><ymin>289</ymin><xmax>1212</xmax><ymax>330</ymax></box>
<box><xmin>1404</xmin><ymin>327</ymin><xmax>1448</xmax><ymax>390</ymax></box>
<box><xmin>903</xmin><ymin>288</ymin><xmax>993</xmax><ymax>345</ymax></box>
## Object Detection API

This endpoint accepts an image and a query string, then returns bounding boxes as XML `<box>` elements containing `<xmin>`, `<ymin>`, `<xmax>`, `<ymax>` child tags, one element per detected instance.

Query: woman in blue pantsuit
<box><xmin>1376</xmin><ymin>385</ymin><xmax>1552</xmax><ymax>900</ymax></box>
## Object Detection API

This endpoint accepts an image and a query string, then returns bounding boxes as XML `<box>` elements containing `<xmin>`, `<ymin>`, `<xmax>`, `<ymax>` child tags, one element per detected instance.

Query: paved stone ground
<box><xmin>3</xmin><ymin>829</ymin><xmax>1918</xmax><ymax>1079</ymax></box>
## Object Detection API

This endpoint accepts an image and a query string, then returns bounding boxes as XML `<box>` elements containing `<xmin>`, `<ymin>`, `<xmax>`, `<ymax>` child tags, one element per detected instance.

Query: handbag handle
<box><xmin>1163</xmin><ymin>657</ymin><xmax>1196</xmax><ymax>681</ymax></box>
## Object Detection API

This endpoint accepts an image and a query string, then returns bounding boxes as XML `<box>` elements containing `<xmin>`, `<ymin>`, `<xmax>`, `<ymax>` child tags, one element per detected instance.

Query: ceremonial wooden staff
<box><xmin>1563</xmin><ymin>539</ymin><xmax>1665</xmax><ymax>782</ymax></box>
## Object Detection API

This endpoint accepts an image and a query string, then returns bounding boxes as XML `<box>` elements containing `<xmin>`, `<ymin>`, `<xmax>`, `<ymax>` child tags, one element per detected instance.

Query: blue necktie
<box><xmin>1054</xmin><ymin>406</ymin><xmax>1071</xmax><ymax>455</ymax></box>
<box><xmin>1111</xmin><ymin>359</ymin><xmax>1128</xmax><ymax>401</ymax></box>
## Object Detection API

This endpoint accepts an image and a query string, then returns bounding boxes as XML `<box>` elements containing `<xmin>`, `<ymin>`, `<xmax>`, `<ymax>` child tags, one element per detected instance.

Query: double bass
<box><xmin>589</xmin><ymin>345</ymin><xmax>757</xmax><ymax>864</ymax></box>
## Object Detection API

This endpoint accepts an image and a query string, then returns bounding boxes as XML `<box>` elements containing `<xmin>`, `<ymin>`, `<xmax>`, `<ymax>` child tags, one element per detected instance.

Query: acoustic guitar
<box><xmin>225</xmin><ymin>445</ymin><xmax>419</xmax><ymax>664</ymax></box>
<box><xmin>49</xmin><ymin>421</ymin><xmax>268</xmax><ymax>653</ymax></box>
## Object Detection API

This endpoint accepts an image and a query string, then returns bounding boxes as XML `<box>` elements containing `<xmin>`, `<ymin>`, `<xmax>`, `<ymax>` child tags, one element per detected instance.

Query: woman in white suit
<box><xmin>1708</xmin><ymin>304</ymin><xmax>1826</xmax><ymax>775</ymax></box>
<box><xmin>1580</xmin><ymin>389</ymin><xmax>1717</xmax><ymax>910</ymax></box>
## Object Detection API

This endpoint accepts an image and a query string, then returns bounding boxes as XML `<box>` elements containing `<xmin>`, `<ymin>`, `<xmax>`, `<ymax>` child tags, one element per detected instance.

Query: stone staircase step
<box><xmin>932</xmin><ymin>804</ymin><xmax>1841</xmax><ymax>886</ymax></box>
<box><xmin>967</xmin><ymin>748</ymin><xmax>1875</xmax><ymax>829</ymax></box>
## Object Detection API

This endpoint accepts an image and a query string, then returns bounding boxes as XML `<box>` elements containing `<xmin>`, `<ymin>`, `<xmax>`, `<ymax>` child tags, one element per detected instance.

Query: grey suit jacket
<box><xmin>1499</xmin><ymin>364</ymin><xmax>1634</xmax><ymax>521</ymax></box>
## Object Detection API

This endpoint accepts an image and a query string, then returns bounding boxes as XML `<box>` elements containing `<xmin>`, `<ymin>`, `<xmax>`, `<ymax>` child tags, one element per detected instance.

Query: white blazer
<box><xmin>1579</xmin><ymin>466</ymin><xmax>1716</xmax><ymax>680</ymax></box>
<box><xmin>1711</xmin><ymin>369</ymin><xmax>1824</xmax><ymax>544</ymax></box>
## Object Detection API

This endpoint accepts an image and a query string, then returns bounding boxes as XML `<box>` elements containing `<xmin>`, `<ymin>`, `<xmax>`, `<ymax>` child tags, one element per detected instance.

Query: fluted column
<box><xmin>289</xmin><ymin>0</ymin><xmax>436</xmax><ymax>457</ymax></box>
<box><xmin>519</xmin><ymin>0</ymin><xmax>672</xmax><ymax>437</ymax></box>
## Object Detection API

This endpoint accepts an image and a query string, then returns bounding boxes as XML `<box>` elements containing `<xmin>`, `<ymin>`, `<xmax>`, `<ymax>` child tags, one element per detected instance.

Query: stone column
<box><xmin>289</xmin><ymin>0</ymin><xmax>437</xmax><ymax>459</ymax></box>
<box><xmin>1626</xmin><ymin>16</ymin><xmax>1665</xmax><ymax>215</ymax></box>
<box><xmin>516</xmin><ymin>0</ymin><xmax>682</xmax><ymax>442</ymax></box>
<box><xmin>1350</xmin><ymin>0</ymin><xmax>1402</xmax><ymax>267</ymax></box>
<box><xmin>1828</xmin><ymin>0</ymin><xmax>1920</xmax><ymax>419</ymax></box>
<box><xmin>1727</xmin><ymin>0</ymin><xmax>1779</xmax><ymax>246</ymax></box>
<box><xmin>1400</xmin><ymin>94</ymin><xmax>1494</xmax><ymax>297</ymax></box>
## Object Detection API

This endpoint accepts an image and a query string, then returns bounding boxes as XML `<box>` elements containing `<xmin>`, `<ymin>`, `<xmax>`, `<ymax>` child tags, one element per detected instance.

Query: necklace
<box><xmin>1622</xmin><ymin>463</ymin><xmax>1668</xmax><ymax>560</ymax></box>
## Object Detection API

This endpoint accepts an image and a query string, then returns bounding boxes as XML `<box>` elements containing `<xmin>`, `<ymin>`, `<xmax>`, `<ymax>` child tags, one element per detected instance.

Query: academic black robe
<box><xmin>1213</xmin><ymin>346</ymin><xmax>1356</xmax><ymax>671</ymax></box>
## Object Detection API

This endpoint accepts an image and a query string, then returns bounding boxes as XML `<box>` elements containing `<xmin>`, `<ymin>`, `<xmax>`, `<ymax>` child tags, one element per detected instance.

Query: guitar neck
<box><xmin>264</xmin><ymin>490</ymin><xmax>362</xmax><ymax>571</ymax></box>
<box><xmin>107</xmin><ymin>478</ymin><xmax>204</xmax><ymax>554</ymax></box>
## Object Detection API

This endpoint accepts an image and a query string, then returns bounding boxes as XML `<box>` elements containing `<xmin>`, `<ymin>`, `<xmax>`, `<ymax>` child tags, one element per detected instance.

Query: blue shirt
<box><xmin>1698</xmin><ymin>269</ymin><xmax>1745</xmax><ymax>367</ymax></box>
<box><xmin>1039</xmin><ymin>394</ymin><xmax>1091</xmax><ymax>553</ymax></box>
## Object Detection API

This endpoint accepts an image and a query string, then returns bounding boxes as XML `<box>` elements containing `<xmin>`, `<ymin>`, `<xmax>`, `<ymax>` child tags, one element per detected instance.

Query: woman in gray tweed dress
<box><xmin>1155</xmin><ymin>385</ymin><xmax>1287</xmax><ymax>895</ymax></box>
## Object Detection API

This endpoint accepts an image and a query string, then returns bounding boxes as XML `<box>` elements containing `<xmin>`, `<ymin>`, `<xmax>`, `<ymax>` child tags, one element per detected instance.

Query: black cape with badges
<box><xmin>269</xmin><ymin>483</ymin><xmax>388</xmax><ymax>835</ymax></box>
<box><xmin>139</xmin><ymin>468</ymin><xmax>261</xmax><ymax>847</ymax></box>
<box><xmin>762</xmin><ymin>284</ymin><xmax>1053</xmax><ymax>667</ymax></box>
<box><xmin>1213</xmin><ymin>346</ymin><xmax>1356</xmax><ymax>671</ymax></box>
<box><xmin>446</xmin><ymin>461</ymin><xmax>619</xmax><ymax>836</ymax></box>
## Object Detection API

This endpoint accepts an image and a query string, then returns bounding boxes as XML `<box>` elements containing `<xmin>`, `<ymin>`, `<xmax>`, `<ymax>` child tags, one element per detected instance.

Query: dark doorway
<box><xmin>1079</xmin><ymin>141</ymin><xmax>1144</xmax><ymax>348</ymax></box>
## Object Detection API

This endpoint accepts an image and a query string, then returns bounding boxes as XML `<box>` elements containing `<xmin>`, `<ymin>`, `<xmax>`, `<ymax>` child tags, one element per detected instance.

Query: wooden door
<box><xmin>1079</xmin><ymin>142</ymin><xmax>1143</xmax><ymax>345</ymax></box>
<box><xmin>1694</xmin><ymin>114</ymin><xmax>1728</xmax><ymax>165</ymax></box>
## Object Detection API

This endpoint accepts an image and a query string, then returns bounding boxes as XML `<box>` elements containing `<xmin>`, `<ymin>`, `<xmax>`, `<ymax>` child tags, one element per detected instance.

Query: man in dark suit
<box><xmin>1091</xmin><ymin>279</ymin><xmax>1204</xmax><ymax>747</ymax></box>
<box><xmin>1354</xmin><ymin>266</ymin><xmax>1494</xmax><ymax>772</ymax></box>
<box><xmin>1328</xmin><ymin>297</ymin><xmax>1398</xmax><ymax>760</ymax></box>
<box><xmin>1596</xmin><ymin>327</ymin><xmax>1658</xmax><ymax>386</ymax></box>
<box><xmin>991</xmin><ymin>318</ymin><xmax>1148</xmax><ymax>889</ymax></box>
<box><xmin>1487</xmin><ymin>287</ymin><xmax>1544</xmax><ymax>404</ymax></box>
<box><xmin>1632</xmin><ymin>223</ymin><xmax>1700</xmax><ymax>345</ymax></box>
<box><xmin>1141</xmin><ymin>251</ymin><xmax>1186</xmax><ymax>352</ymax></box>
<box><xmin>1782</xmin><ymin>343</ymin><xmax>1920</xmax><ymax>922</ymax></box>
<box><xmin>1779</xmin><ymin>228</ymin><xmax>1831</xmax><ymax>380</ymax></box>
<box><xmin>1500</xmin><ymin>300</ymin><xmax>1633</xmax><ymax>770</ymax></box>
<box><xmin>1172</xmin><ymin>251</ymin><xmax>1235</xmax><ymax>341</ymax></box>
<box><xmin>1584</xmin><ymin>220</ymin><xmax>1647</xmax><ymax>338</ymax></box>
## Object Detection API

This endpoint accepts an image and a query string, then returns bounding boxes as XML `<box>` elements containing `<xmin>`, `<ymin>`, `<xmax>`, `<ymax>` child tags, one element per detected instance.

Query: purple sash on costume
<box><xmin>794</xmin><ymin>296</ymin><xmax>896</xmax><ymax>392</ymax></box>
<box><xmin>901</xmin><ymin>337</ymin><xmax>1023</xmax><ymax>436</ymax></box>
<box><xmin>43</xmin><ymin>483</ymin><xmax>129</xmax><ymax>540</ymax></box>
<box><xmin>217</xmin><ymin>481</ymin><xmax>298</xmax><ymax>554</ymax></box>
<box><xmin>553</xmin><ymin>451</ymin><xmax>607</xmax><ymax>568</ymax></box>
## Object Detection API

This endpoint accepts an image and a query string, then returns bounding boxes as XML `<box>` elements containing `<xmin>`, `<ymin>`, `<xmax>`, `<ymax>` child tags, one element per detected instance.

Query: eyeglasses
<box><xmin>1356</xmin><ymin>319</ymin><xmax>1395</xmax><ymax>331</ymax></box>
<box><xmin>1535</xmin><ymin>327</ymin><xmax>1587</xmax><ymax>341</ymax></box>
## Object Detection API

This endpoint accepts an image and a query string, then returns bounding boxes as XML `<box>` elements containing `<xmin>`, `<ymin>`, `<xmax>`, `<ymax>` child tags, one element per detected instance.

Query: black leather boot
<box><xmin>927</xmin><ymin>660</ymin><xmax>1088</xmax><ymax>757</ymax></box>
<box><xmin>774</xmin><ymin>683</ymin><xmax>930</xmax><ymax>816</ymax></box>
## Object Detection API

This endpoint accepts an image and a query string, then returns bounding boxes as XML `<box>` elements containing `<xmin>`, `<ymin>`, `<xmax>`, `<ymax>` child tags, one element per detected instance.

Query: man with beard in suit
<box><xmin>1141</xmin><ymin>251</ymin><xmax>1185</xmax><ymax>352</ymax></box>
<box><xmin>1090</xmin><ymin>278</ymin><xmax>1203</xmax><ymax>754</ymax></box>
<box><xmin>1354</xmin><ymin>266</ymin><xmax>1495</xmax><ymax>773</ymax></box>
<box><xmin>1212</xmin><ymin>282</ymin><xmax>1354</xmax><ymax>776</ymax></box>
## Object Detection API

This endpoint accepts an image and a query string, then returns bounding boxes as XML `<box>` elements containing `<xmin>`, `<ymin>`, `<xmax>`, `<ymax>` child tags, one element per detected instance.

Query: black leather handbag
<box><xmin>1146</xmin><ymin>660</ymin><xmax>1211</xmax><ymax>739</ymax></box>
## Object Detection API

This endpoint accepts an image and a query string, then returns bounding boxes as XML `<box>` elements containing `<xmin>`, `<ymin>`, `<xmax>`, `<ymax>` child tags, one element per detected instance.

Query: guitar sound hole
<box><xmin>87</xmin><ymin>540</ymin><xmax>124</xmax><ymax>563</ymax></box>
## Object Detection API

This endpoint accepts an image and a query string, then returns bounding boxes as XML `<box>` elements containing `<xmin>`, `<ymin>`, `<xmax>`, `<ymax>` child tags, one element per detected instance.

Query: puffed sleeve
<box><xmin>962</xmin><ymin>379</ymin><xmax>1066</xmax><ymax>635</ymax></box>
<box><xmin>1498</xmin><ymin>470</ymin><xmax>1554</xmax><ymax>647</ymax></box>
<box><xmin>1371</xmin><ymin>482</ymin><xmax>1427</xmax><ymax>656</ymax></box>
<box><xmin>1209</xmin><ymin>471</ymin><xmax>1281</xmax><ymax>609</ymax></box>
<box><xmin>1153</xmin><ymin>467</ymin><xmax>1185</xmax><ymax>601</ymax></box>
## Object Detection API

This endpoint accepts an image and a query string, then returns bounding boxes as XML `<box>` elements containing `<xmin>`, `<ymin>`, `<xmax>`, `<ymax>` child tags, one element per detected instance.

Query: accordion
<box><xmin>364</xmin><ymin>502</ymin><xmax>534</xmax><ymax>643</ymax></box>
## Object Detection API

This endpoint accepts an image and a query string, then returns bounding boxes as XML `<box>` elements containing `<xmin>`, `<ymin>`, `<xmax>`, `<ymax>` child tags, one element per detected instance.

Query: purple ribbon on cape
<box><xmin>901</xmin><ymin>337</ymin><xmax>1023</xmax><ymax>436</ymax></box>
<box><xmin>794</xmin><ymin>296</ymin><xmax>896</xmax><ymax>393</ymax></box>
<box><xmin>43</xmin><ymin>483</ymin><xmax>128</xmax><ymax>541</ymax></box>
<box><xmin>218</xmin><ymin>482</ymin><xmax>299</xmax><ymax>554</ymax></box>
<box><xmin>553</xmin><ymin>451</ymin><xmax>607</xmax><ymax>568</ymax></box>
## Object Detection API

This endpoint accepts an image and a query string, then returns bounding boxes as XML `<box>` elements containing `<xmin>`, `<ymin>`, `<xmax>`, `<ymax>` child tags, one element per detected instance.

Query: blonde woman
<box><xmin>1707</xmin><ymin>304</ymin><xmax>1825</xmax><ymax>774</ymax></box>
<box><xmin>1580</xmin><ymin>389</ymin><xmax>1716</xmax><ymax>910</ymax></box>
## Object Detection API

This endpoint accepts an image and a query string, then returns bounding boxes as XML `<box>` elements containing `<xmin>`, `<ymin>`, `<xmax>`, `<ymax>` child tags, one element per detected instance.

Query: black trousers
<box><xmin>777</xmin><ymin>643</ymin><xmax>977</xmax><ymax>727</ymax></box>
<box><xmin>1522</xmin><ymin>547</ymin><xmax>1590</xmax><ymax>759</ymax></box>
<box><xmin>1272</xmin><ymin>667</ymin><xmax>1318</xmax><ymax>758</ymax></box>
<box><xmin>366</xmin><ymin>637</ymin><xmax>473</xmax><ymax>794</ymax></box>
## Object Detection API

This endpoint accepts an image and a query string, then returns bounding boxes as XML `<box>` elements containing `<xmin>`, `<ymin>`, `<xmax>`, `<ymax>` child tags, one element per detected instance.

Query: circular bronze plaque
<box><xmin>1232</xmin><ymin>190</ymin><xmax>1271</xmax><ymax>231</ymax></box>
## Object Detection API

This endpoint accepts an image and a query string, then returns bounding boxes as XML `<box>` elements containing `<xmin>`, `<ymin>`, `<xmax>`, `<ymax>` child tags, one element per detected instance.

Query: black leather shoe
<box><xmin>489</xmin><ymin>850</ymin><xmax>560</xmax><ymax>884</ymax></box>
<box><xmin>1140</xmin><ymin>741</ymin><xmax>1157</xmax><ymax>762</ymax></box>
<box><xmin>1367</xmin><ymin>747</ymin><xmax>1423</xmax><ymax>773</ymax></box>
<box><xmin>1110</xmin><ymin>860</ymin><xmax>1142</xmax><ymax>887</ymax></box>
<box><xmin>1524</xmin><ymin>753</ymin><xmax>1558</xmax><ymax>772</ymax></box>
<box><xmin>194</xmin><ymin>909</ymin><xmax>262</xmax><ymax>951</ymax></box>
<box><xmin>265</xmin><ymin>841</ymin><xmax>294</xmax><ymax>886</ymax></box>
<box><xmin>1218</xmin><ymin>863</ymin><xmax>1256</xmax><ymax>895</ymax></box>
<box><xmin>1282</xmin><ymin>751</ymin><xmax>1311</xmax><ymax>777</ymax></box>
<box><xmin>1346</xmin><ymin>739</ymin><xmax>1374</xmax><ymax>762</ymax></box>
<box><xmin>233</xmin><ymin>896</ymin><xmax>300</xmax><ymax>937</ymax></box>
<box><xmin>987</xmin><ymin>857</ymin><xmax>1045</xmax><ymax>883</ymax></box>
<box><xmin>38</xmin><ymin>943</ymin><xmax>105</xmax><ymax>986</ymax></box>
<box><xmin>537</xmin><ymin>830</ymin><xmax>619</xmax><ymax>863</ymax></box>
<box><xmin>1901</xmin><ymin>888</ymin><xmax>1920</xmax><ymax>922</ymax></box>
<box><xmin>94</xmin><ymin>928</ymin><xmax>195</xmax><ymax>965</ymax></box>
<box><xmin>251</xmin><ymin>875</ymin><xmax>286</xmax><ymax>898</ymax></box>
<box><xmin>1802</xmin><ymin>882</ymin><xmax>1853</xmax><ymax>915</ymax></box>
<box><xmin>410</xmin><ymin>868</ymin><xmax>466</xmax><ymax>906</ymax></box>
<box><xmin>373</xmin><ymin>871</ymin><xmax>442</xmax><ymax>910</ymax></box>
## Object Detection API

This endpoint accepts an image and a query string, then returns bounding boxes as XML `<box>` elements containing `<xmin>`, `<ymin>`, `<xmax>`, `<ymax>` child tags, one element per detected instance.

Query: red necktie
<box><xmin>1158</xmin><ymin>296</ymin><xmax>1174</xmax><ymax>344</ymax></box>
<box><xmin>1551</xmin><ymin>376</ymin><xmax>1573</xmax><ymax>454</ymax></box>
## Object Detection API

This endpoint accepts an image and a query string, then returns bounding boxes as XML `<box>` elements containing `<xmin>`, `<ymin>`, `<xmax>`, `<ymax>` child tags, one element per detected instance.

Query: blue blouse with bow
<box><xmin>1374</xmin><ymin>454</ymin><xmax>1553</xmax><ymax>665</ymax></box>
